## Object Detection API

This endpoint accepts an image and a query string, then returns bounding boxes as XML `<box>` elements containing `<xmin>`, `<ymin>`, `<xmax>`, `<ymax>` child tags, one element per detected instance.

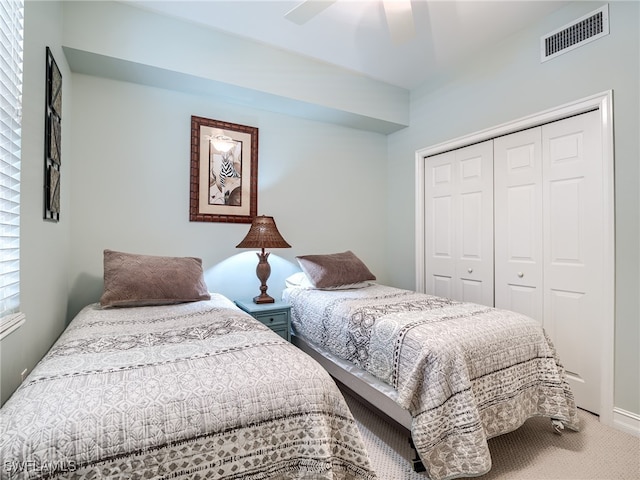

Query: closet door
<box><xmin>494</xmin><ymin>128</ymin><xmax>544</xmax><ymax>322</ymax></box>
<box><xmin>425</xmin><ymin>141</ymin><xmax>494</xmax><ymax>305</ymax></box>
<box><xmin>542</xmin><ymin>110</ymin><xmax>603</xmax><ymax>415</ymax></box>
<box><xmin>494</xmin><ymin>111</ymin><xmax>603</xmax><ymax>414</ymax></box>
<box><xmin>424</xmin><ymin>151</ymin><xmax>456</xmax><ymax>299</ymax></box>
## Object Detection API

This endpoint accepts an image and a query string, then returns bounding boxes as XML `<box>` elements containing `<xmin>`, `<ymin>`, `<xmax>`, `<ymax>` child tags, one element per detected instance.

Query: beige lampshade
<box><xmin>236</xmin><ymin>216</ymin><xmax>291</xmax><ymax>249</ymax></box>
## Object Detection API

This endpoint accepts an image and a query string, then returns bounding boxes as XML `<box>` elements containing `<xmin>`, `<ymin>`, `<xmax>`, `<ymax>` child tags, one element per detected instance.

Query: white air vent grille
<box><xmin>541</xmin><ymin>4</ymin><xmax>609</xmax><ymax>62</ymax></box>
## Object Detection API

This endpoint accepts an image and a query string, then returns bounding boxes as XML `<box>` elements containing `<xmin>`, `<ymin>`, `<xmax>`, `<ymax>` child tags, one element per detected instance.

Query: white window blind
<box><xmin>0</xmin><ymin>0</ymin><xmax>24</xmax><ymax>336</ymax></box>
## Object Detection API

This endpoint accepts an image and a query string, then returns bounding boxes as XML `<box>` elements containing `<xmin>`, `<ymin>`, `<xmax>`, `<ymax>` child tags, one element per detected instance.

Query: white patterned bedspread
<box><xmin>284</xmin><ymin>284</ymin><xmax>579</xmax><ymax>480</ymax></box>
<box><xmin>0</xmin><ymin>295</ymin><xmax>377</xmax><ymax>480</ymax></box>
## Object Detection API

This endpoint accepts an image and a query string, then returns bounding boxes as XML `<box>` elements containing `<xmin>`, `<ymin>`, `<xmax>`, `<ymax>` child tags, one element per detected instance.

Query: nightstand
<box><xmin>235</xmin><ymin>300</ymin><xmax>291</xmax><ymax>342</ymax></box>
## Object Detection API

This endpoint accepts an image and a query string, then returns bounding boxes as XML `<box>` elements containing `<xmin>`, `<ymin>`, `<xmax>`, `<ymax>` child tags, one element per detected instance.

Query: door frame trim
<box><xmin>415</xmin><ymin>90</ymin><xmax>615</xmax><ymax>426</ymax></box>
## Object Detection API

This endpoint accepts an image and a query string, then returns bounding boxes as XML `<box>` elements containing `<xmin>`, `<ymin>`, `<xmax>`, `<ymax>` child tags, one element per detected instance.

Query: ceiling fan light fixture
<box><xmin>284</xmin><ymin>0</ymin><xmax>416</xmax><ymax>46</ymax></box>
<box><xmin>383</xmin><ymin>0</ymin><xmax>415</xmax><ymax>45</ymax></box>
<box><xmin>285</xmin><ymin>0</ymin><xmax>337</xmax><ymax>25</ymax></box>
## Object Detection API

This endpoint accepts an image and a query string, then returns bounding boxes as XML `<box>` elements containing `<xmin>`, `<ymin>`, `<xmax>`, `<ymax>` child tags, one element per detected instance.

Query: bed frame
<box><xmin>292</xmin><ymin>334</ymin><xmax>426</xmax><ymax>472</ymax></box>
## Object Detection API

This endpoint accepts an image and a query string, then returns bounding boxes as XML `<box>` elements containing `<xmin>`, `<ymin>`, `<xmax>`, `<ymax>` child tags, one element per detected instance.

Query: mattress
<box><xmin>0</xmin><ymin>295</ymin><xmax>377</xmax><ymax>480</ymax></box>
<box><xmin>283</xmin><ymin>283</ymin><xmax>579</xmax><ymax>480</ymax></box>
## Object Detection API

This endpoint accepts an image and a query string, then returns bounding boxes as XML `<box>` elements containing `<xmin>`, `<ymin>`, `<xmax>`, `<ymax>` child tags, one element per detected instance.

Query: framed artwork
<box><xmin>190</xmin><ymin>116</ymin><xmax>258</xmax><ymax>223</ymax></box>
<box><xmin>44</xmin><ymin>47</ymin><xmax>62</xmax><ymax>222</ymax></box>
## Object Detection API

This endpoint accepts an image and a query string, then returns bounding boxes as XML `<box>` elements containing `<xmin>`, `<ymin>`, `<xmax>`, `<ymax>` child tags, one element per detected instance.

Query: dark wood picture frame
<box><xmin>190</xmin><ymin>116</ymin><xmax>258</xmax><ymax>223</ymax></box>
<box><xmin>44</xmin><ymin>47</ymin><xmax>62</xmax><ymax>222</ymax></box>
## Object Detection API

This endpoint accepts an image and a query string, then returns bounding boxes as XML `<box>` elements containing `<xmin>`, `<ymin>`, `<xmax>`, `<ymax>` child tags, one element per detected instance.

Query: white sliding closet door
<box><xmin>494</xmin><ymin>128</ymin><xmax>544</xmax><ymax>322</ymax></box>
<box><xmin>542</xmin><ymin>110</ymin><xmax>603</xmax><ymax>415</ymax></box>
<box><xmin>493</xmin><ymin>110</ymin><xmax>603</xmax><ymax>414</ymax></box>
<box><xmin>424</xmin><ymin>141</ymin><xmax>494</xmax><ymax>306</ymax></box>
<box><xmin>424</xmin><ymin>150</ymin><xmax>456</xmax><ymax>299</ymax></box>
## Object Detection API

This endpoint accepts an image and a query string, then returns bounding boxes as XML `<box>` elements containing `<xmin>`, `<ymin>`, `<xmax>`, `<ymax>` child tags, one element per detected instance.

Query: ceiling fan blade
<box><xmin>285</xmin><ymin>0</ymin><xmax>337</xmax><ymax>25</ymax></box>
<box><xmin>383</xmin><ymin>0</ymin><xmax>415</xmax><ymax>45</ymax></box>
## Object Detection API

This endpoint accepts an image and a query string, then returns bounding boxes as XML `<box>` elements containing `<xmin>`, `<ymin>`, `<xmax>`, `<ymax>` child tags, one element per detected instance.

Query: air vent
<box><xmin>541</xmin><ymin>4</ymin><xmax>609</xmax><ymax>62</ymax></box>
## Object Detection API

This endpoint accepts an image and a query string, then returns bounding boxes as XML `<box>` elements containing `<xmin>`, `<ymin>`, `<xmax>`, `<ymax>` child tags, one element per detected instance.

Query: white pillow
<box><xmin>285</xmin><ymin>272</ymin><xmax>314</xmax><ymax>289</ymax></box>
<box><xmin>285</xmin><ymin>272</ymin><xmax>372</xmax><ymax>290</ymax></box>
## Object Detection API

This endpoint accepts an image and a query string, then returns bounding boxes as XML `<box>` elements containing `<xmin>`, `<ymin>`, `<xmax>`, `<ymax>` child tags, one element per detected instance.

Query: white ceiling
<box><xmin>123</xmin><ymin>0</ymin><xmax>569</xmax><ymax>90</ymax></box>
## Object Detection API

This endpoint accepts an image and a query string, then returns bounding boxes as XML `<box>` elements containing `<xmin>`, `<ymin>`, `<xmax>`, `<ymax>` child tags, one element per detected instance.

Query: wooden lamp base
<box><xmin>253</xmin><ymin>249</ymin><xmax>275</xmax><ymax>304</ymax></box>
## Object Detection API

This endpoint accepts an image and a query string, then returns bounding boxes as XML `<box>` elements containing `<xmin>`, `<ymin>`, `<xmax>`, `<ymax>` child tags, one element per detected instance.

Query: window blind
<box><xmin>0</xmin><ymin>0</ymin><xmax>23</xmax><ymax>328</ymax></box>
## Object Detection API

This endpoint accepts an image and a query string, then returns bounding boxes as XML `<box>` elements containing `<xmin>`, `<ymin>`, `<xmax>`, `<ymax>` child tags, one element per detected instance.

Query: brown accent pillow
<box><xmin>100</xmin><ymin>250</ymin><xmax>211</xmax><ymax>308</ymax></box>
<box><xmin>296</xmin><ymin>251</ymin><xmax>376</xmax><ymax>289</ymax></box>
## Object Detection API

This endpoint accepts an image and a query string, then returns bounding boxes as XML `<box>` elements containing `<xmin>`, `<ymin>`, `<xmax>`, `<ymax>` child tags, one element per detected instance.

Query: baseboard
<box><xmin>612</xmin><ymin>407</ymin><xmax>640</xmax><ymax>437</ymax></box>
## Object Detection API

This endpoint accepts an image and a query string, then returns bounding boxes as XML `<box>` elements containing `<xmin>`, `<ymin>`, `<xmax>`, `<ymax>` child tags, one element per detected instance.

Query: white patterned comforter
<box><xmin>0</xmin><ymin>295</ymin><xmax>377</xmax><ymax>480</ymax></box>
<box><xmin>284</xmin><ymin>284</ymin><xmax>579</xmax><ymax>480</ymax></box>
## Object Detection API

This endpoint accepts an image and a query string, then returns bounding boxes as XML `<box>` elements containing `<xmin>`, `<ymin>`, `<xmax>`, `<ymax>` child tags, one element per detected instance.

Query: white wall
<box><xmin>386</xmin><ymin>1</ymin><xmax>639</xmax><ymax>417</ymax></box>
<box><xmin>0</xmin><ymin>1</ymin><xmax>72</xmax><ymax>404</ymax></box>
<box><xmin>66</xmin><ymin>74</ymin><xmax>389</xmax><ymax>318</ymax></box>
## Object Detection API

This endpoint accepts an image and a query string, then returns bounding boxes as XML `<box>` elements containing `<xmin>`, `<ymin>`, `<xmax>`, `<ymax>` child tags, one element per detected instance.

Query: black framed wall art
<box><xmin>44</xmin><ymin>47</ymin><xmax>61</xmax><ymax>222</ymax></box>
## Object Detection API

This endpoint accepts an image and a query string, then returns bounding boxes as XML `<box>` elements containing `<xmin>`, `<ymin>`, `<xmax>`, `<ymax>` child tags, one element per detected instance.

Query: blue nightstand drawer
<box><xmin>254</xmin><ymin>311</ymin><xmax>288</xmax><ymax>328</ymax></box>
<box><xmin>235</xmin><ymin>300</ymin><xmax>291</xmax><ymax>342</ymax></box>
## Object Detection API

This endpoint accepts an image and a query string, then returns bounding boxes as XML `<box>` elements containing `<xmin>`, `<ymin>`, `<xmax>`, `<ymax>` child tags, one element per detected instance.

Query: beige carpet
<box><xmin>341</xmin><ymin>388</ymin><xmax>640</xmax><ymax>480</ymax></box>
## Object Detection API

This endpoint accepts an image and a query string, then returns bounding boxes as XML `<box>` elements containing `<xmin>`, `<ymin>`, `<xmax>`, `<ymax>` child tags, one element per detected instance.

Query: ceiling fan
<box><xmin>284</xmin><ymin>0</ymin><xmax>416</xmax><ymax>45</ymax></box>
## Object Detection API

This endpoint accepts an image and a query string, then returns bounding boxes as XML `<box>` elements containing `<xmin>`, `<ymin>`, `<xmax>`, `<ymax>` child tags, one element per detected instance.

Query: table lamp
<box><xmin>236</xmin><ymin>215</ymin><xmax>291</xmax><ymax>303</ymax></box>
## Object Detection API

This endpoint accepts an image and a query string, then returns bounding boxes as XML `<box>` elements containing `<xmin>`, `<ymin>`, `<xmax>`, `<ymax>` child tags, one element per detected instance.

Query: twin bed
<box><xmin>1</xmin><ymin>249</ymin><xmax>579</xmax><ymax>480</ymax></box>
<box><xmin>285</xmin><ymin>251</ymin><xmax>580</xmax><ymax>480</ymax></box>
<box><xmin>0</xmin><ymin>251</ymin><xmax>377</xmax><ymax>480</ymax></box>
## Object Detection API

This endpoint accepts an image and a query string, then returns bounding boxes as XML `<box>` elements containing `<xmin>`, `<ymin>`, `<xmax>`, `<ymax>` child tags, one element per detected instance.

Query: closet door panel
<box><xmin>543</xmin><ymin>110</ymin><xmax>602</xmax><ymax>414</ymax></box>
<box><xmin>425</xmin><ymin>152</ymin><xmax>456</xmax><ymax>298</ymax></box>
<box><xmin>424</xmin><ymin>141</ymin><xmax>493</xmax><ymax>305</ymax></box>
<box><xmin>494</xmin><ymin>128</ymin><xmax>543</xmax><ymax>322</ymax></box>
<box><xmin>433</xmin><ymin>275</ymin><xmax>454</xmax><ymax>299</ymax></box>
<box><xmin>455</xmin><ymin>142</ymin><xmax>494</xmax><ymax>305</ymax></box>
<box><xmin>431</xmin><ymin>195</ymin><xmax>454</xmax><ymax>299</ymax></box>
<box><xmin>504</xmin><ymin>285</ymin><xmax>539</xmax><ymax>319</ymax></box>
<box><xmin>460</xmin><ymin>279</ymin><xmax>485</xmax><ymax>305</ymax></box>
